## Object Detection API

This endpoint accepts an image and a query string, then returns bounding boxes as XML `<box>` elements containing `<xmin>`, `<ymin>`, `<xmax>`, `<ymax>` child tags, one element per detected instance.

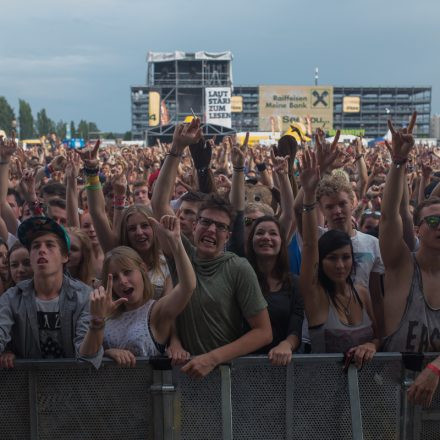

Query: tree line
<box><xmin>0</xmin><ymin>96</ymin><xmax>99</xmax><ymax>140</ymax></box>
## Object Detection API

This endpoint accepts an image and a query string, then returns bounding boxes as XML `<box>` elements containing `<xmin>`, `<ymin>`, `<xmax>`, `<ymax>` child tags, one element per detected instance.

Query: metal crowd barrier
<box><xmin>1</xmin><ymin>353</ymin><xmax>440</xmax><ymax>440</ymax></box>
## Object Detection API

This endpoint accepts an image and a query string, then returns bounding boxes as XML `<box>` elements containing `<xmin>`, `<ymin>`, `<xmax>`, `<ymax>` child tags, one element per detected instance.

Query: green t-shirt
<box><xmin>168</xmin><ymin>237</ymin><xmax>267</xmax><ymax>355</ymax></box>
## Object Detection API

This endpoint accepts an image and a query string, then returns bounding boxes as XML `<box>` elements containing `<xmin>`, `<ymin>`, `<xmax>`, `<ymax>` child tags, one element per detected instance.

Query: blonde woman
<box><xmin>79</xmin><ymin>215</ymin><xmax>196</xmax><ymax>366</ymax></box>
<box><xmin>66</xmin><ymin>228</ymin><xmax>95</xmax><ymax>286</ymax></box>
<box><xmin>76</xmin><ymin>143</ymin><xmax>171</xmax><ymax>298</ymax></box>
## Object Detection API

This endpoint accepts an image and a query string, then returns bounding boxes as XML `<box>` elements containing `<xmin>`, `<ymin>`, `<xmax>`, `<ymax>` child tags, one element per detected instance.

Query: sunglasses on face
<box><xmin>197</xmin><ymin>216</ymin><xmax>230</xmax><ymax>232</ymax></box>
<box><xmin>420</xmin><ymin>215</ymin><xmax>440</xmax><ymax>229</ymax></box>
<box><xmin>244</xmin><ymin>217</ymin><xmax>255</xmax><ymax>227</ymax></box>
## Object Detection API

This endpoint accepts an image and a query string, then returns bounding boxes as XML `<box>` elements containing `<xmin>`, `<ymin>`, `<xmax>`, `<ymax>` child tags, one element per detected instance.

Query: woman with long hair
<box><xmin>299</xmin><ymin>150</ymin><xmax>379</xmax><ymax>367</ymax></box>
<box><xmin>246</xmin><ymin>215</ymin><xmax>304</xmax><ymax>366</ymax></box>
<box><xmin>76</xmin><ymin>142</ymin><xmax>170</xmax><ymax>298</ymax></box>
<box><xmin>8</xmin><ymin>242</ymin><xmax>33</xmax><ymax>286</ymax></box>
<box><xmin>79</xmin><ymin>215</ymin><xmax>196</xmax><ymax>366</ymax></box>
<box><xmin>66</xmin><ymin>227</ymin><xmax>95</xmax><ymax>286</ymax></box>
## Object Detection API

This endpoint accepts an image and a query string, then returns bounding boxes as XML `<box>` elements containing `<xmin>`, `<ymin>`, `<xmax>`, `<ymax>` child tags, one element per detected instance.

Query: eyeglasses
<box><xmin>244</xmin><ymin>217</ymin><xmax>255</xmax><ymax>227</ymax></box>
<box><xmin>362</xmin><ymin>209</ymin><xmax>381</xmax><ymax>219</ymax></box>
<box><xmin>420</xmin><ymin>215</ymin><xmax>440</xmax><ymax>229</ymax></box>
<box><xmin>197</xmin><ymin>216</ymin><xmax>230</xmax><ymax>232</ymax></box>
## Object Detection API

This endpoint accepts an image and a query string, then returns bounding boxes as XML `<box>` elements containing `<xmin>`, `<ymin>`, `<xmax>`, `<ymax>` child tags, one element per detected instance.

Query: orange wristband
<box><xmin>426</xmin><ymin>363</ymin><xmax>440</xmax><ymax>377</ymax></box>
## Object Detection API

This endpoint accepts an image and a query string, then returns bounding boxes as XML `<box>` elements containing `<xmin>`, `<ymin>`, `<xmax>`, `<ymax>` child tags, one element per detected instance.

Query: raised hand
<box><xmin>230</xmin><ymin>132</ymin><xmax>249</xmax><ymax>168</ymax></box>
<box><xmin>0</xmin><ymin>129</ymin><xmax>17</xmax><ymax>161</ymax></box>
<box><xmin>299</xmin><ymin>149</ymin><xmax>320</xmax><ymax>196</ymax></box>
<box><xmin>148</xmin><ymin>215</ymin><xmax>181</xmax><ymax>253</ymax></box>
<box><xmin>75</xmin><ymin>139</ymin><xmax>100</xmax><ymax>168</ymax></box>
<box><xmin>65</xmin><ymin>152</ymin><xmax>79</xmax><ymax>183</ymax></box>
<box><xmin>111</xmin><ymin>173</ymin><xmax>128</xmax><ymax>197</ymax></box>
<box><xmin>271</xmin><ymin>149</ymin><xmax>289</xmax><ymax>175</ymax></box>
<box><xmin>385</xmin><ymin>111</ymin><xmax>417</xmax><ymax>160</ymax></box>
<box><xmin>19</xmin><ymin>169</ymin><xmax>38</xmax><ymax>202</ymax></box>
<box><xmin>315</xmin><ymin>128</ymin><xmax>340</xmax><ymax>174</ymax></box>
<box><xmin>89</xmin><ymin>274</ymin><xmax>128</xmax><ymax>319</ymax></box>
<box><xmin>172</xmin><ymin>118</ymin><xmax>202</xmax><ymax>152</ymax></box>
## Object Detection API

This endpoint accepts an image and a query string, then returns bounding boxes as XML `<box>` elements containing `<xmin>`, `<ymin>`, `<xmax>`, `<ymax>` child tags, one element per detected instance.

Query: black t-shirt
<box><xmin>254</xmin><ymin>275</ymin><xmax>304</xmax><ymax>354</ymax></box>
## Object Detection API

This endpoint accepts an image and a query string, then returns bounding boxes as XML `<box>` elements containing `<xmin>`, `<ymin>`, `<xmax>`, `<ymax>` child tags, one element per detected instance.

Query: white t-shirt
<box><xmin>318</xmin><ymin>227</ymin><xmax>384</xmax><ymax>288</ymax></box>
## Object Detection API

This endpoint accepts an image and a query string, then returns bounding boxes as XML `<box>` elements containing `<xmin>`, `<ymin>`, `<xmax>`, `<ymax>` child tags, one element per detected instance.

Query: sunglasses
<box><xmin>197</xmin><ymin>216</ymin><xmax>230</xmax><ymax>232</ymax></box>
<box><xmin>420</xmin><ymin>215</ymin><xmax>440</xmax><ymax>229</ymax></box>
<box><xmin>362</xmin><ymin>209</ymin><xmax>381</xmax><ymax>219</ymax></box>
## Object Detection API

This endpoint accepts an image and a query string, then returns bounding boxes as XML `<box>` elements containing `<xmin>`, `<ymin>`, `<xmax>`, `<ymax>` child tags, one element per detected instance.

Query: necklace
<box><xmin>335</xmin><ymin>288</ymin><xmax>353</xmax><ymax>317</ymax></box>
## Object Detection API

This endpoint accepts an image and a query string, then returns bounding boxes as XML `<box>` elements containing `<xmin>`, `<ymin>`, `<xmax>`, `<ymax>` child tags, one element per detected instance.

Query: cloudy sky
<box><xmin>1</xmin><ymin>0</ymin><xmax>438</xmax><ymax>132</ymax></box>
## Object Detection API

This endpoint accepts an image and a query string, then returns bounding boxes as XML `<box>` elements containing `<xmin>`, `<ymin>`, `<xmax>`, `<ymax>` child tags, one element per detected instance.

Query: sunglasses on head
<box><xmin>420</xmin><ymin>215</ymin><xmax>440</xmax><ymax>229</ymax></box>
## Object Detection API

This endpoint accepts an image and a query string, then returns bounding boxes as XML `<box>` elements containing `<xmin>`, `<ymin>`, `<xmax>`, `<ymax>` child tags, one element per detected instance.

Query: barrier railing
<box><xmin>1</xmin><ymin>353</ymin><xmax>440</xmax><ymax>440</ymax></box>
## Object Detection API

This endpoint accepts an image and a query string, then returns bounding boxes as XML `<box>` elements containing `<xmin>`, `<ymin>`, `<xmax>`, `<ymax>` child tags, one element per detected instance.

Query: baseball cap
<box><xmin>18</xmin><ymin>217</ymin><xmax>71</xmax><ymax>253</ymax></box>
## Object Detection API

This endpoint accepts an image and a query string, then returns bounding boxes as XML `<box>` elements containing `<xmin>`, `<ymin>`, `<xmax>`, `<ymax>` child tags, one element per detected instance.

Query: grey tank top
<box><xmin>309</xmin><ymin>297</ymin><xmax>374</xmax><ymax>353</ymax></box>
<box><xmin>103</xmin><ymin>300</ymin><xmax>165</xmax><ymax>356</ymax></box>
<box><xmin>383</xmin><ymin>254</ymin><xmax>440</xmax><ymax>353</ymax></box>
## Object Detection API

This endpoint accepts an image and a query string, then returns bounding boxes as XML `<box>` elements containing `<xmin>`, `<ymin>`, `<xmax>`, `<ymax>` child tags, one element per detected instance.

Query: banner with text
<box><xmin>205</xmin><ymin>87</ymin><xmax>231</xmax><ymax>128</ymax></box>
<box><xmin>259</xmin><ymin>85</ymin><xmax>333</xmax><ymax>132</ymax></box>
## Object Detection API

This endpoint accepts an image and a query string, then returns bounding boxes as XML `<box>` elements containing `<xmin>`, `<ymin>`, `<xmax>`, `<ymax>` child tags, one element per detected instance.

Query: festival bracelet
<box><xmin>426</xmin><ymin>363</ymin><xmax>440</xmax><ymax>377</ymax></box>
<box><xmin>89</xmin><ymin>317</ymin><xmax>106</xmax><ymax>330</ymax></box>
<box><xmin>86</xmin><ymin>184</ymin><xmax>102</xmax><ymax>191</ymax></box>
<box><xmin>86</xmin><ymin>175</ymin><xmax>100</xmax><ymax>186</ymax></box>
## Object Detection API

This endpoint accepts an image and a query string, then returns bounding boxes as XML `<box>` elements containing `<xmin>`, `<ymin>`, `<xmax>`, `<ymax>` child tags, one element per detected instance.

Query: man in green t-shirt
<box><xmin>151</xmin><ymin>118</ymin><xmax>272</xmax><ymax>378</ymax></box>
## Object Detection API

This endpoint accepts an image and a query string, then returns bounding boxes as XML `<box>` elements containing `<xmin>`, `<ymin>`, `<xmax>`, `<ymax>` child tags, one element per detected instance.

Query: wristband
<box><xmin>233</xmin><ymin>166</ymin><xmax>244</xmax><ymax>172</ymax></box>
<box><xmin>86</xmin><ymin>175</ymin><xmax>100</xmax><ymax>186</ymax></box>
<box><xmin>355</xmin><ymin>154</ymin><xmax>364</xmax><ymax>161</ymax></box>
<box><xmin>256</xmin><ymin>163</ymin><xmax>267</xmax><ymax>172</ymax></box>
<box><xmin>113</xmin><ymin>195</ymin><xmax>126</xmax><ymax>208</ymax></box>
<box><xmin>427</xmin><ymin>363</ymin><xmax>440</xmax><ymax>377</ymax></box>
<box><xmin>392</xmin><ymin>156</ymin><xmax>408</xmax><ymax>169</ymax></box>
<box><xmin>86</xmin><ymin>184</ymin><xmax>102</xmax><ymax>191</ymax></box>
<box><xmin>302</xmin><ymin>202</ymin><xmax>316</xmax><ymax>212</ymax></box>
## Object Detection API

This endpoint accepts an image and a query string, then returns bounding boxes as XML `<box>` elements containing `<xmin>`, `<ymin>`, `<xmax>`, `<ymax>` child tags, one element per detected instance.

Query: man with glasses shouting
<box><xmin>151</xmin><ymin>118</ymin><xmax>272</xmax><ymax>378</ymax></box>
<box><xmin>381</xmin><ymin>112</ymin><xmax>440</xmax><ymax>407</ymax></box>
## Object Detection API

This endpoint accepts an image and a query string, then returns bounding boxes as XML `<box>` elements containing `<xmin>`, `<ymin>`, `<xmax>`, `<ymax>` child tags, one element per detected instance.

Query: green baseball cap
<box><xmin>18</xmin><ymin>216</ymin><xmax>71</xmax><ymax>253</ymax></box>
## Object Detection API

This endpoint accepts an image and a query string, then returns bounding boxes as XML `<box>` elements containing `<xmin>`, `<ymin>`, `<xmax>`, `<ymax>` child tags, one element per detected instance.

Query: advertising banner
<box><xmin>343</xmin><ymin>96</ymin><xmax>361</xmax><ymax>113</ymax></box>
<box><xmin>231</xmin><ymin>96</ymin><xmax>243</xmax><ymax>112</ymax></box>
<box><xmin>148</xmin><ymin>91</ymin><xmax>160</xmax><ymax>127</ymax></box>
<box><xmin>205</xmin><ymin>87</ymin><xmax>231</xmax><ymax>128</ymax></box>
<box><xmin>259</xmin><ymin>86</ymin><xmax>333</xmax><ymax>132</ymax></box>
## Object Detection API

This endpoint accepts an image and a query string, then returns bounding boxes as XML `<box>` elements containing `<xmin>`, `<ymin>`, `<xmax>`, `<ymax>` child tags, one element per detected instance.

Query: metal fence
<box><xmin>1</xmin><ymin>354</ymin><xmax>440</xmax><ymax>440</ymax></box>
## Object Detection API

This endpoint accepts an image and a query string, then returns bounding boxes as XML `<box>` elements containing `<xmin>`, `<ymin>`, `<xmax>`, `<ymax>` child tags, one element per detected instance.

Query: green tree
<box><xmin>0</xmin><ymin>97</ymin><xmax>15</xmax><ymax>133</ymax></box>
<box><xmin>123</xmin><ymin>131</ymin><xmax>132</xmax><ymax>141</ymax></box>
<box><xmin>87</xmin><ymin>122</ymin><xmax>99</xmax><ymax>139</ymax></box>
<box><xmin>55</xmin><ymin>120</ymin><xmax>67</xmax><ymax>139</ymax></box>
<box><xmin>69</xmin><ymin>121</ymin><xmax>76</xmax><ymax>138</ymax></box>
<box><xmin>18</xmin><ymin>99</ymin><xmax>35</xmax><ymax>139</ymax></box>
<box><xmin>77</xmin><ymin>119</ymin><xmax>89</xmax><ymax>139</ymax></box>
<box><xmin>35</xmin><ymin>108</ymin><xmax>55</xmax><ymax>137</ymax></box>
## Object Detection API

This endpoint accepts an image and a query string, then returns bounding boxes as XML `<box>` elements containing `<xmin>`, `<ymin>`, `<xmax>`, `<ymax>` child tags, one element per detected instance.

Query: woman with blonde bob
<box><xmin>79</xmin><ymin>215</ymin><xmax>196</xmax><ymax>367</ymax></box>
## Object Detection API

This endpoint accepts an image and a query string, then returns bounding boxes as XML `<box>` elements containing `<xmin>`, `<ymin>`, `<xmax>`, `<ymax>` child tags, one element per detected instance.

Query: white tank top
<box><xmin>103</xmin><ymin>300</ymin><xmax>165</xmax><ymax>356</ymax></box>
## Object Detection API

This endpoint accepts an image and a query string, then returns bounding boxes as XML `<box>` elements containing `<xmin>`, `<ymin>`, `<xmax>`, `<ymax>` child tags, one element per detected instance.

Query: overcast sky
<box><xmin>1</xmin><ymin>0</ymin><xmax>439</xmax><ymax>132</ymax></box>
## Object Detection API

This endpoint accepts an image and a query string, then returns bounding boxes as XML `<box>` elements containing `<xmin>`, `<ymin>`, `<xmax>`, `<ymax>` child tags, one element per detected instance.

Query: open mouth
<box><xmin>37</xmin><ymin>258</ymin><xmax>48</xmax><ymax>264</ymax></box>
<box><xmin>201</xmin><ymin>237</ymin><xmax>216</xmax><ymax>246</ymax></box>
<box><xmin>122</xmin><ymin>287</ymin><xmax>134</xmax><ymax>297</ymax></box>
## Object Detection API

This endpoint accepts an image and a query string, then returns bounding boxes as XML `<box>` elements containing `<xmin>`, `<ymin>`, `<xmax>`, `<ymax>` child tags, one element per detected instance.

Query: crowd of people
<box><xmin>0</xmin><ymin>111</ymin><xmax>439</xmax><ymax>407</ymax></box>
